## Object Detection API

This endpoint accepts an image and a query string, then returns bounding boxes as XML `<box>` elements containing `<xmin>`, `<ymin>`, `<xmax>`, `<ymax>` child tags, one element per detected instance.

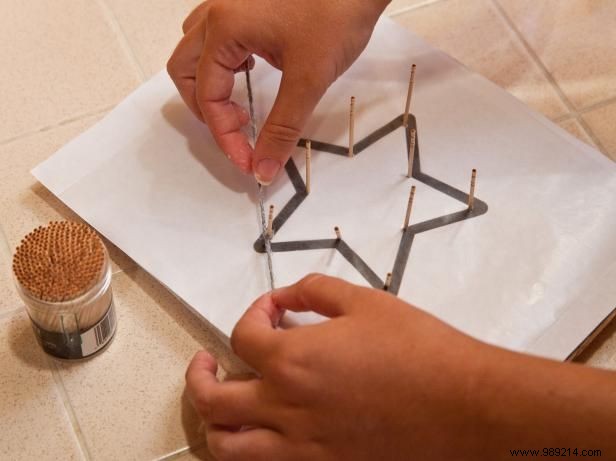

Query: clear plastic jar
<box><xmin>13</xmin><ymin>228</ymin><xmax>117</xmax><ymax>360</ymax></box>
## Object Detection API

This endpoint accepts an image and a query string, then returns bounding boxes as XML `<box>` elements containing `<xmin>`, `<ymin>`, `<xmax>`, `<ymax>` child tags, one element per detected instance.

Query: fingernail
<box><xmin>255</xmin><ymin>158</ymin><xmax>281</xmax><ymax>185</ymax></box>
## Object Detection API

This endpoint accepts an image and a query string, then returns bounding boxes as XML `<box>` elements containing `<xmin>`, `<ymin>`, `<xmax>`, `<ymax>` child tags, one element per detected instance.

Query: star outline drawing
<box><xmin>253</xmin><ymin>113</ymin><xmax>489</xmax><ymax>295</ymax></box>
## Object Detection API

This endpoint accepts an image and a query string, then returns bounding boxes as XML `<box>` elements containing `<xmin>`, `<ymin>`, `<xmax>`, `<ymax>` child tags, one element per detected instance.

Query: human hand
<box><xmin>187</xmin><ymin>275</ymin><xmax>616</xmax><ymax>460</ymax></box>
<box><xmin>185</xmin><ymin>274</ymin><xmax>492</xmax><ymax>460</ymax></box>
<box><xmin>167</xmin><ymin>0</ymin><xmax>390</xmax><ymax>185</ymax></box>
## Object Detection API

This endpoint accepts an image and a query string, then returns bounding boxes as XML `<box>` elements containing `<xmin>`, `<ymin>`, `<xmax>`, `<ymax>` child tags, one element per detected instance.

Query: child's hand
<box><xmin>186</xmin><ymin>274</ymin><xmax>490</xmax><ymax>460</ymax></box>
<box><xmin>186</xmin><ymin>274</ymin><xmax>616</xmax><ymax>460</ymax></box>
<box><xmin>167</xmin><ymin>0</ymin><xmax>390</xmax><ymax>185</ymax></box>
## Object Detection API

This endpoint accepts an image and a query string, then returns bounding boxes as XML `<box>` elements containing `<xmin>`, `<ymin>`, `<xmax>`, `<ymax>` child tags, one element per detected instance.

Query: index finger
<box><xmin>230</xmin><ymin>293</ymin><xmax>285</xmax><ymax>368</ymax></box>
<box><xmin>185</xmin><ymin>351</ymin><xmax>274</xmax><ymax>428</ymax></box>
<box><xmin>272</xmin><ymin>273</ymin><xmax>366</xmax><ymax>318</ymax></box>
<box><xmin>195</xmin><ymin>35</ymin><xmax>254</xmax><ymax>173</ymax></box>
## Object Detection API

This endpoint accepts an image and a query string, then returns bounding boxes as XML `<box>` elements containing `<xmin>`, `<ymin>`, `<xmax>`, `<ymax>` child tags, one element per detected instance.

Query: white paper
<box><xmin>33</xmin><ymin>18</ymin><xmax>616</xmax><ymax>359</ymax></box>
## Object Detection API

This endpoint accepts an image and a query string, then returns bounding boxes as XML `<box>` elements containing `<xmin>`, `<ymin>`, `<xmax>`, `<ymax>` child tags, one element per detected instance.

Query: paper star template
<box><xmin>254</xmin><ymin>113</ymin><xmax>489</xmax><ymax>295</ymax></box>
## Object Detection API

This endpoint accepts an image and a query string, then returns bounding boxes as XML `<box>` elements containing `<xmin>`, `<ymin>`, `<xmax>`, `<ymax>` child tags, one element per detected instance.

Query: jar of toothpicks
<box><xmin>12</xmin><ymin>221</ymin><xmax>117</xmax><ymax>360</ymax></box>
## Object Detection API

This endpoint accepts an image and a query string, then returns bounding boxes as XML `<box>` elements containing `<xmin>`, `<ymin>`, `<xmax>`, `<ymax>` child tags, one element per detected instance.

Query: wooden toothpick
<box><xmin>407</xmin><ymin>128</ymin><xmax>416</xmax><ymax>178</ymax></box>
<box><xmin>349</xmin><ymin>96</ymin><xmax>356</xmax><ymax>158</ymax></box>
<box><xmin>403</xmin><ymin>64</ymin><xmax>417</xmax><ymax>128</ymax></box>
<box><xmin>403</xmin><ymin>185</ymin><xmax>416</xmax><ymax>230</ymax></box>
<box><xmin>12</xmin><ymin>221</ymin><xmax>106</xmax><ymax>304</ymax></box>
<box><xmin>305</xmin><ymin>140</ymin><xmax>312</xmax><ymax>194</ymax></box>
<box><xmin>468</xmin><ymin>169</ymin><xmax>477</xmax><ymax>210</ymax></box>
<box><xmin>334</xmin><ymin>226</ymin><xmax>342</xmax><ymax>240</ymax></box>
<box><xmin>384</xmin><ymin>273</ymin><xmax>393</xmax><ymax>291</ymax></box>
<box><xmin>267</xmin><ymin>205</ymin><xmax>275</xmax><ymax>238</ymax></box>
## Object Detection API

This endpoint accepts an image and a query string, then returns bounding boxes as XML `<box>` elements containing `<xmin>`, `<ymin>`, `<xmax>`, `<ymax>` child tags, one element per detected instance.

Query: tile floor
<box><xmin>1</xmin><ymin>0</ymin><xmax>615</xmax><ymax>460</ymax></box>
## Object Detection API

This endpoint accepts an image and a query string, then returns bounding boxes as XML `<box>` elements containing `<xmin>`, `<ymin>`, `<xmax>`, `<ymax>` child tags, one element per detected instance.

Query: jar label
<box><xmin>29</xmin><ymin>299</ymin><xmax>117</xmax><ymax>360</ymax></box>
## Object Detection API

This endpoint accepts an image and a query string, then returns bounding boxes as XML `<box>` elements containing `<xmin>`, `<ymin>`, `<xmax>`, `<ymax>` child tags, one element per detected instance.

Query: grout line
<box><xmin>578</xmin><ymin>94</ymin><xmax>616</xmax><ymax>115</ymax></box>
<box><xmin>562</xmin><ymin>118</ymin><xmax>606</xmax><ymax>157</ymax></box>
<box><xmin>490</xmin><ymin>0</ymin><xmax>609</xmax><ymax>155</ymax></box>
<box><xmin>552</xmin><ymin>113</ymin><xmax>576</xmax><ymax>124</ymax></box>
<box><xmin>47</xmin><ymin>356</ymin><xmax>94</xmax><ymax>461</ymax></box>
<box><xmin>490</xmin><ymin>0</ymin><xmax>576</xmax><ymax>112</ymax></box>
<box><xmin>0</xmin><ymin>106</ymin><xmax>114</xmax><ymax>148</ymax></box>
<box><xmin>576</xmin><ymin>116</ymin><xmax>609</xmax><ymax>151</ymax></box>
<box><xmin>387</xmin><ymin>0</ymin><xmax>449</xmax><ymax>17</ymax></box>
<box><xmin>0</xmin><ymin>0</ymin><xmax>150</xmax><ymax>149</ymax></box>
<box><xmin>95</xmin><ymin>0</ymin><xmax>147</xmax><ymax>82</ymax></box>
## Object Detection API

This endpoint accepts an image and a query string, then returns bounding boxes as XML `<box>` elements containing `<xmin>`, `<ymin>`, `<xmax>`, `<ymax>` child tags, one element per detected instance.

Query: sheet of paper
<box><xmin>33</xmin><ymin>18</ymin><xmax>616</xmax><ymax>360</ymax></box>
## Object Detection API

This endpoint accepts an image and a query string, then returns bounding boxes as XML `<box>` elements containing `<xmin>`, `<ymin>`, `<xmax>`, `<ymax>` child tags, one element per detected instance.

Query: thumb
<box><xmin>253</xmin><ymin>70</ymin><xmax>328</xmax><ymax>185</ymax></box>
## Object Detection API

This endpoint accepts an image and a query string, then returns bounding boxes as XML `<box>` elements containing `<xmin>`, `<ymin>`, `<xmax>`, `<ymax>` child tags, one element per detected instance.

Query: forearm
<box><xmin>477</xmin><ymin>347</ymin><xmax>616</xmax><ymax>456</ymax></box>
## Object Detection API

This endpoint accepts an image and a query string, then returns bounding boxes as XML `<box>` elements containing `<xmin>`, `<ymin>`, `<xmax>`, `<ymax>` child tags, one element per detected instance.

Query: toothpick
<box><xmin>349</xmin><ymin>96</ymin><xmax>356</xmax><ymax>158</ymax></box>
<box><xmin>403</xmin><ymin>186</ymin><xmax>416</xmax><ymax>230</ymax></box>
<box><xmin>384</xmin><ymin>273</ymin><xmax>393</xmax><ymax>291</ymax></box>
<box><xmin>403</xmin><ymin>64</ymin><xmax>417</xmax><ymax>128</ymax></box>
<box><xmin>335</xmin><ymin>226</ymin><xmax>342</xmax><ymax>240</ymax></box>
<box><xmin>407</xmin><ymin>128</ymin><xmax>416</xmax><ymax>178</ymax></box>
<box><xmin>12</xmin><ymin>221</ymin><xmax>113</xmax><ymax>333</ymax></box>
<box><xmin>306</xmin><ymin>140</ymin><xmax>312</xmax><ymax>194</ymax></box>
<box><xmin>267</xmin><ymin>205</ymin><xmax>275</xmax><ymax>238</ymax></box>
<box><xmin>468</xmin><ymin>169</ymin><xmax>477</xmax><ymax>210</ymax></box>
